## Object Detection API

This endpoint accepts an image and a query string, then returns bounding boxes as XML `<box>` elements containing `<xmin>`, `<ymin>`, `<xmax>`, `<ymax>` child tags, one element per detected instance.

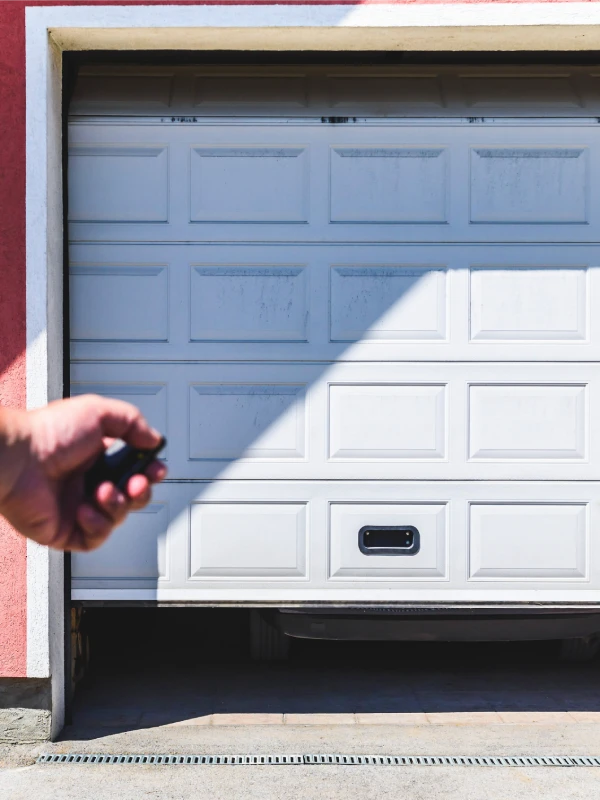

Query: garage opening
<box><xmin>65</xmin><ymin>55</ymin><xmax>600</xmax><ymax>727</ymax></box>
<box><xmin>68</xmin><ymin>606</ymin><xmax>600</xmax><ymax>730</ymax></box>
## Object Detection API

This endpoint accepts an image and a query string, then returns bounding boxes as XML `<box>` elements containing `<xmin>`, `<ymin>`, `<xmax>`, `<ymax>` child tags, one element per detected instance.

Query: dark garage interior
<box><xmin>65</xmin><ymin>607</ymin><xmax>600</xmax><ymax>733</ymax></box>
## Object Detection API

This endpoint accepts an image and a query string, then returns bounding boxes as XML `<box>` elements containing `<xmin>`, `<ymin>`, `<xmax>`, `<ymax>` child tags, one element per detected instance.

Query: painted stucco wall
<box><xmin>3</xmin><ymin>0</ymin><xmax>600</xmax><ymax>684</ymax></box>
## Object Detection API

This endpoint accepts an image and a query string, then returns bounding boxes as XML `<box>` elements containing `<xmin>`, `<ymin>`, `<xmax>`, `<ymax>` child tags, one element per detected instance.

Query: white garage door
<box><xmin>69</xmin><ymin>65</ymin><xmax>600</xmax><ymax>603</ymax></box>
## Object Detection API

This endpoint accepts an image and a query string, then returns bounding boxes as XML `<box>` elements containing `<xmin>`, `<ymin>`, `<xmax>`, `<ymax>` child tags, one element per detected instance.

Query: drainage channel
<box><xmin>36</xmin><ymin>754</ymin><xmax>600</xmax><ymax>767</ymax></box>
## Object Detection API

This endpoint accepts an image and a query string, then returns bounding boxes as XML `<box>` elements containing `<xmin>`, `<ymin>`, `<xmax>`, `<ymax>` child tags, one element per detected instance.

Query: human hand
<box><xmin>0</xmin><ymin>395</ymin><xmax>167</xmax><ymax>552</ymax></box>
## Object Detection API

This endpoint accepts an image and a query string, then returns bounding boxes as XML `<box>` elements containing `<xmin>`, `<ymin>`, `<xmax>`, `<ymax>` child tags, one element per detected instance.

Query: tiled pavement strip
<box><xmin>165</xmin><ymin>711</ymin><xmax>600</xmax><ymax>726</ymax></box>
<box><xmin>73</xmin><ymin>711</ymin><xmax>600</xmax><ymax>728</ymax></box>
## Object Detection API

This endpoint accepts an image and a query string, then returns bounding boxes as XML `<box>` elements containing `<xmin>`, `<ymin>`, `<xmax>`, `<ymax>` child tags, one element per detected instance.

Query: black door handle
<box><xmin>358</xmin><ymin>525</ymin><xmax>420</xmax><ymax>556</ymax></box>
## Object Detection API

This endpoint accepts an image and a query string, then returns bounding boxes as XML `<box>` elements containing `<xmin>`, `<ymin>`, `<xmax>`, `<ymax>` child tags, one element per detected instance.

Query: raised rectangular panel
<box><xmin>68</xmin><ymin>144</ymin><xmax>168</xmax><ymax>222</ymax></box>
<box><xmin>189</xmin><ymin>502</ymin><xmax>307</xmax><ymax>578</ymax></box>
<box><xmin>329</xmin><ymin>503</ymin><xmax>446</xmax><ymax>579</ymax></box>
<box><xmin>70</xmin><ymin>264</ymin><xmax>168</xmax><ymax>342</ymax></box>
<box><xmin>327</xmin><ymin>76</ymin><xmax>443</xmax><ymax>107</ymax></box>
<box><xmin>461</xmin><ymin>76</ymin><xmax>582</xmax><ymax>108</ymax></box>
<box><xmin>469</xmin><ymin>147</ymin><xmax>588</xmax><ymax>224</ymax></box>
<box><xmin>71</xmin><ymin>74</ymin><xmax>174</xmax><ymax>110</ymax></box>
<box><xmin>190</xmin><ymin>146</ymin><xmax>308</xmax><ymax>223</ymax></box>
<box><xmin>72</xmin><ymin>503</ymin><xmax>168</xmax><ymax>580</ymax></box>
<box><xmin>330</xmin><ymin>265</ymin><xmax>447</xmax><ymax>342</ymax></box>
<box><xmin>190</xmin><ymin>265</ymin><xmax>308</xmax><ymax>342</ymax></box>
<box><xmin>469</xmin><ymin>503</ymin><xmax>587</xmax><ymax>580</ymax></box>
<box><xmin>469</xmin><ymin>384</ymin><xmax>586</xmax><ymax>460</ymax></box>
<box><xmin>330</xmin><ymin>147</ymin><xmax>447</xmax><ymax>223</ymax></box>
<box><xmin>470</xmin><ymin>267</ymin><xmax>587</xmax><ymax>341</ymax></box>
<box><xmin>189</xmin><ymin>384</ymin><xmax>305</xmax><ymax>460</ymax></box>
<box><xmin>194</xmin><ymin>75</ymin><xmax>308</xmax><ymax>106</ymax></box>
<box><xmin>70</xmin><ymin>382</ymin><xmax>168</xmax><ymax>458</ymax></box>
<box><xmin>330</xmin><ymin>384</ymin><xmax>446</xmax><ymax>459</ymax></box>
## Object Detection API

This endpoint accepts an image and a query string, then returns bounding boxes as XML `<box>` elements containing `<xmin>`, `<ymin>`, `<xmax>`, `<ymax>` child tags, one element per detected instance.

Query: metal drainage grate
<box><xmin>303</xmin><ymin>755</ymin><xmax>590</xmax><ymax>767</ymax></box>
<box><xmin>37</xmin><ymin>754</ymin><xmax>304</xmax><ymax>766</ymax></box>
<box><xmin>36</xmin><ymin>753</ymin><xmax>600</xmax><ymax>767</ymax></box>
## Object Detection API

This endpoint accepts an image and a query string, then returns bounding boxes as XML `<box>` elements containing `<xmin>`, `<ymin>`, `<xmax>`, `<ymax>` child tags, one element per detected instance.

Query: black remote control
<box><xmin>84</xmin><ymin>437</ymin><xmax>167</xmax><ymax>497</ymax></box>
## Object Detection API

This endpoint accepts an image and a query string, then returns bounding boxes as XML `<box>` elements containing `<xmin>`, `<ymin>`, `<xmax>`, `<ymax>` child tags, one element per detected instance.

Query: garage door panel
<box><xmin>71</xmin><ymin>481</ymin><xmax>600</xmax><ymax>600</ymax></box>
<box><xmin>71</xmin><ymin>362</ymin><xmax>600</xmax><ymax>480</ymax></box>
<box><xmin>330</xmin><ymin>265</ymin><xmax>448</xmax><ymax>342</ymax></box>
<box><xmin>189</xmin><ymin>502</ymin><xmax>308</xmax><ymax>579</ymax></box>
<box><xmin>461</xmin><ymin>75</ymin><xmax>584</xmax><ymax>110</ymax></box>
<box><xmin>190</xmin><ymin>145</ymin><xmax>309</xmax><ymax>223</ymax></box>
<box><xmin>70</xmin><ymin>262</ymin><xmax>170</xmax><ymax>343</ymax></box>
<box><xmin>329</xmin><ymin>503</ymin><xmax>447</xmax><ymax>580</ymax></box>
<box><xmin>69</xmin><ymin>123</ymin><xmax>600</xmax><ymax>243</ymax></box>
<box><xmin>188</xmin><ymin>383</ymin><xmax>306</xmax><ymax>461</ymax></box>
<box><xmin>193</xmin><ymin>74</ymin><xmax>310</xmax><ymax>109</ymax></box>
<box><xmin>190</xmin><ymin>264</ymin><xmax>309</xmax><ymax>343</ymax></box>
<box><xmin>327</xmin><ymin>74</ymin><xmax>445</xmax><ymax>112</ymax></box>
<box><xmin>72</xmin><ymin>501</ymin><xmax>170</xmax><ymax>585</ymax></box>
<box><xmin>329</xmin><ymin>384</ymin><xmax>447</xmax><ymax>460</ymax></box>
<box><xmin>70</xmin><ymin>243</ymin><xmax>600</xmax><ymax>362</ymax></box>
<box><xmin>468</xmin><ymin>384</ymin><xmax>587</xmax><ymax>461</ymax></box>
<box><xmin>329</xmin><ymin>146</ymin><xmax>448</xmax><ymax>224</ymax></box>
<box><xmin>469</xmin><ymin>146</ymin><xmax>589</xmax><ymax>224</ymax></box>
<box><xmin>68</xmin><ymin>142</ymin><xmax>169</xmax><ymax>224</ymax></box>
<box><xmin>70</xmin><ymin>380</ymin><xmax>169</xmax><ymax>460</ymax></box>
<box><xmin>72</xmin><ymin>72</ymin><xmax>175</xmax><ymax>113</ymax></box>
<box><xmin>469</xmin><ymin>266</ymin><xmax>588</xmax><ymax>342</ymax></box>
<box><xmin>468</xmin><ymin>503</ymin><xmax>588</xmax><ymax>581</ymax></box>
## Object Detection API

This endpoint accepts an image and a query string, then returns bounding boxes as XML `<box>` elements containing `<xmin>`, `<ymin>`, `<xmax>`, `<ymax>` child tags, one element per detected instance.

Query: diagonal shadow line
<box><xmin>70</xmin><ymin>261</ymin><xmax>443</xmax><ymax>585</ymax></box>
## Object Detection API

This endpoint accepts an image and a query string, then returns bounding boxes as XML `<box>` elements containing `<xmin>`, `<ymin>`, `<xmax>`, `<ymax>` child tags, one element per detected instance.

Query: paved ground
<box><xmin>3</xmin><ymin>720</ymin><xmax>600</xmax><ymax>800</ymax></box>
<box><xmin>2</xmin><ymin>762</ymin><xmax>600</xmax><ymax>800</ymax></box>
<box><xmin>2</xmin><ymin>613</ymin><xmax>600</xmax><ymax>798</ymax></box>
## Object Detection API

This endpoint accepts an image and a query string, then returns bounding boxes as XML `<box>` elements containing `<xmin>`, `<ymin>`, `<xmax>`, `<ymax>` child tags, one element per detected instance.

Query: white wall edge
<box><xmin>25</xmin><ymin>8</ymin><xmax>65</xmax><ymax>739</ymax></box>
<box><xmin>25</xmin><ymin>4</ymin><xmax>52</xmax><ymax>682</ymax></box>
<box><xmin>27</xmin><ymin>3</ymin><xmax>600</xmax><ymax>29</ymax></box>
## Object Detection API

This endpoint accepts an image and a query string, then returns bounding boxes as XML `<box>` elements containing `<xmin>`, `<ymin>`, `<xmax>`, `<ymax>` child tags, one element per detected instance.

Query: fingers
<box><xmin>94</xmin><ymin>474</ymin><xmax>152</xmax><ymax>521</ymax></box>
<box><xmin>124</xmin><ymin>474</ymin><xmax>152</xmax><ymax>509</ymax></box>
<box><xmin>30</xmin><ymin>395</ymin><xmax>163</xmax><ymax>480</ymax></box>
<box><xmin>144</xmin><ymin>459</ymin><xmax>168</xmax><ymax>484</ymax></box>
<box><xmin>125</xmin><ymin>459</ymin><xmax>167</xmax><ymax>508</ymax></box>
<box><xmin>76</xmin><ymin>488</ymin><xmax>151</xmax><ymax>552</ymax></box>
<box><xmin>75</xmin><ymin>503</ymin><xmax>115</xmax><ymax>551</ymax></box>
<box><xmin>93</xmin><ymin>396</ymin><xmax>162</xmax><ymax>450</ymax></box>
<box><xmin>95</xmin><ymin>481</ymin><xmax>128</xmax><ymax>525</ymax></box>
<box><xmin>70</xmin><ymin>465</ymin><xmax>165</xmax><ymax>552</ymax></box>
<box><xmin>66</xmin><ymin>448</ymin><xmax>167</xmax><ymax>551</ymax></box>
<box><xmin>90</xmin><ymin>456</ymin><xmax>167</xmax><ymax>531</ymax></box>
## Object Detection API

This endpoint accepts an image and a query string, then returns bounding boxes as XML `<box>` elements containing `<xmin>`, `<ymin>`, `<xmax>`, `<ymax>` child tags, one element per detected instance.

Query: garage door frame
<box><xmin>24</xmin><ymin>0</ymin><xmax>600</xmax><ymax>739</ymax></box>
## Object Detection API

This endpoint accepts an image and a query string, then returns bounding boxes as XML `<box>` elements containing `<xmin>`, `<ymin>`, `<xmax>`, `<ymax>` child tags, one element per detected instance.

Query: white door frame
<box><xmin>25</xmin><ymin>1</ymin><xmax>600</xmax><ymax>738</ymax></box>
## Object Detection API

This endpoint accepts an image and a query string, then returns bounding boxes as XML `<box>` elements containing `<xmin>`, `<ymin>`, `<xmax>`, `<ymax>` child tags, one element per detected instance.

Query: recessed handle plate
<box><xmin>358</xmin><ymin>525</ymin><xmax>420</xmax><ymax>556</ymax></box>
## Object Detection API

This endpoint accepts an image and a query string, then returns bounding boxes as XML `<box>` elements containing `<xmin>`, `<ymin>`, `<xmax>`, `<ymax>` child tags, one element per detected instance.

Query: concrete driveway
<box><xmin>2</xmin><ymin>637</ymin><xmax>600</xmax><ymax>799</ymax></box>
<box><xmin>2</xmin><ymin>759</ymin><xmax>600</xmax><ymax>800</ymax></box>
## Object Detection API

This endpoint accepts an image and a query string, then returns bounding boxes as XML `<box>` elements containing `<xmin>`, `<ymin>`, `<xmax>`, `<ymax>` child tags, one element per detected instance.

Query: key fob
<box><xmin>84</xmin><ymin>436</ymin><xmax>166</xmax><ymax>497</ymax></box>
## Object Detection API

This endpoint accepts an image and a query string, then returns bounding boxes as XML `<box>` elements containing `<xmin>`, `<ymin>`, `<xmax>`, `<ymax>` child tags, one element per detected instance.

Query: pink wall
<box><xmin>1</xmin><ymin>0</ymin><xmax>599</xmax><ymax>679</ymax></box>
<box><xmin>0</xmin><ymin>2</ymin><xmax>27</xmax><ymax>678</ymax></box>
